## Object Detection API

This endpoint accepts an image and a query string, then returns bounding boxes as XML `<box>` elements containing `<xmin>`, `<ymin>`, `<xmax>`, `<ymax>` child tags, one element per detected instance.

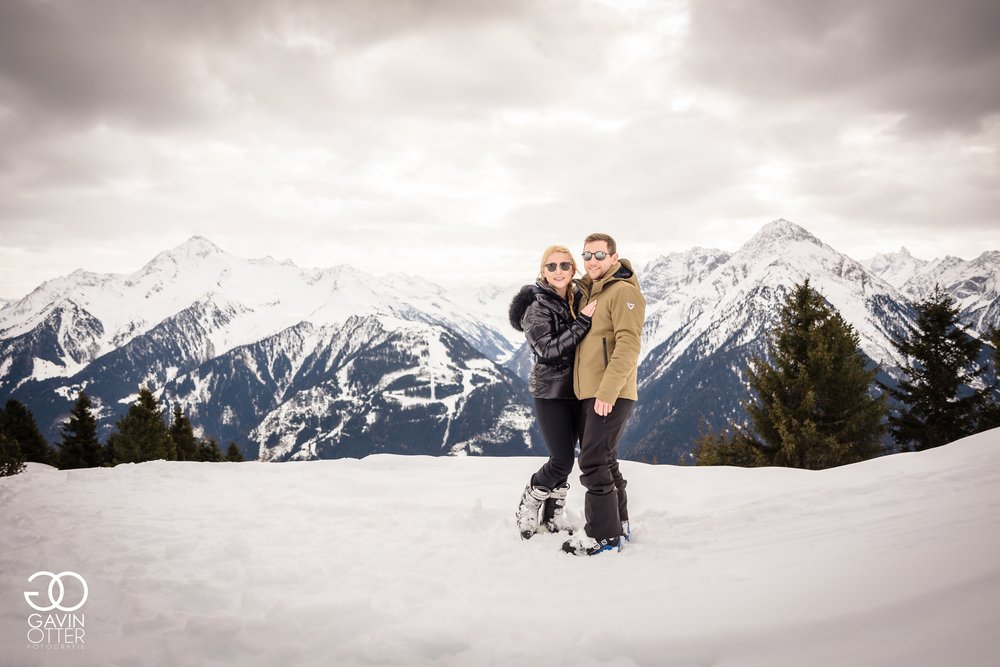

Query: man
<box><xmin>563</xmin><ymin>233</ymin><xmax>645</xmax><ymax>556</ymax></box>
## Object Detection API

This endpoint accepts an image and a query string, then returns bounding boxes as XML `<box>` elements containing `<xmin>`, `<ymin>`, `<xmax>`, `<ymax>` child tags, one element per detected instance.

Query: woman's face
<box><xmin>542</xmin><ymin>251</ymin><xmax>575</xmax><ymax>292</ymax></box>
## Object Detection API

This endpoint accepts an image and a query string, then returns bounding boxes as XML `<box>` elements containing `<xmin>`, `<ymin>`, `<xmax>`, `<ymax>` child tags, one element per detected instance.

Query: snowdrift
<box><xmin>2</xmin><ymin>429</ymin><xmax>999</xmax><ymax>667</ymax></box>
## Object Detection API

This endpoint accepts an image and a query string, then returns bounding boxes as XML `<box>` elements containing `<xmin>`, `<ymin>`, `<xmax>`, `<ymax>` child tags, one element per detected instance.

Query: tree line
<box><xmin>695</xmin><ymin>281</ymin><xmax>1000</xmax><ymax>469</ymax></box>
<box><xmin>0</xmin><ymin>386</ymin><xmax>245</xmax><ymax>476</ymax></box>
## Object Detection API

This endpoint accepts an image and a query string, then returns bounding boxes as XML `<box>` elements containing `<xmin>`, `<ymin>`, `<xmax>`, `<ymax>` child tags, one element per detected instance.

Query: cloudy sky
<box><xmin>1</xmin><ymin>0</ymin><xmax>998</xmax><ymax>299</ymax></box>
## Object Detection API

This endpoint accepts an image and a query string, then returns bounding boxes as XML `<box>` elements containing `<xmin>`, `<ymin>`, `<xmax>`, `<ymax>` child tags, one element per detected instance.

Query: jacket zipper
<box><xmin>602</xmin><ymin>336</ymin><xmax>609</xmax><ymax>368</ymax></box>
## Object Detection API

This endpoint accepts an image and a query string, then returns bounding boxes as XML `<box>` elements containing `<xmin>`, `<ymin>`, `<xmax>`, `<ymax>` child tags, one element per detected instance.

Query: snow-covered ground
<box><xmin>3</xmin><ymin>429</ymin><xmax>999</xmax><ymax>667</ymax></box>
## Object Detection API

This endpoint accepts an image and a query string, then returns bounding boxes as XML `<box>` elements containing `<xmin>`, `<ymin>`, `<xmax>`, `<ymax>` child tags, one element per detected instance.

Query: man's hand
<box><xmin>594</xmin><ymin>398</ymin><xmax>613</xmax><ymax>417</ymax></box>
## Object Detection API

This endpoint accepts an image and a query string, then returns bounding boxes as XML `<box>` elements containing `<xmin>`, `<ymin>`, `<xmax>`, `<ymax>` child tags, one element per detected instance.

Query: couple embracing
<box><xmin>509</xmin><ymin>233</ymin><xmax>646</xmax><ymax>556</ymax></box>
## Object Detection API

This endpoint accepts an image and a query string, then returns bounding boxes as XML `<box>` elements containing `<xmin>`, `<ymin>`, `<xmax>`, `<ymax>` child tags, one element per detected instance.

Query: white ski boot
<box><xmin>540</xmin><ymin>483</ymin><xmax>573</xmax><ymax>535</ymax></box>
<box><xmin>516</xmin><ymin>484</ymin><xmax>550</xmax><ymax>540</ymax></box>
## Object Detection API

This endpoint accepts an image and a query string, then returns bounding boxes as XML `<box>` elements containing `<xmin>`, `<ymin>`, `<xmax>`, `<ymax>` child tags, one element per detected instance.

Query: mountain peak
<box><xmin>753</xmin><ymin>219</ymin><xmax>820</xmax><ymax>244</ymax></box>
<box><xmin>740</xmin><ymin>220</ymin><xmax>824</xmax><ymax>256</ymax></box>
<box><xmin>140</xmin><ymin>236</ymin><xmax>226</xmax><ymax>273</ymax></box>
<box><xmin>172</xmin><ymin>236</ymin><xmax>224</xmax><ymax>259</ymax></box>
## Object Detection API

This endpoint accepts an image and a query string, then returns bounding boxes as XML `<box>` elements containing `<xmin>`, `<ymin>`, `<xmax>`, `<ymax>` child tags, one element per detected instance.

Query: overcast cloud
<box><xmin>1</xmin><ymin>0</ymin><xmax>998</xmax><ymax>298</ymax></box>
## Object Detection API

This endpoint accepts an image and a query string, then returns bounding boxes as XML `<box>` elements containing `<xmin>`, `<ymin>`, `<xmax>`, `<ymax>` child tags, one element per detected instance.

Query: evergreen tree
<box><xmin>169</xmin><ymin>405</ymin><xmax>199</xmax><ymax>461</ymax></box>
<box><xmin>0</xmin><ymin>431</ymin><xmax>26</xmax><ymax>477</ymax></box>
<box><xmin>198</xmin><ymin>437</ymin><xmax>224</xmax><ymax>462</ymax></box>
<box><xmin>975</xmin><ymin>326</ymin><xmax>1000</xmax><ymax>431</ymax></box>
<box><xmin>106</xmin><ymin>387</ymin><xmax>174</xmax><ymax>464</ymax></box>
<box><xmin>886</xmin><ymin>286</ymin><xmax>984</xmax><ymax>450</ymax></box>
<box><xmin>692</xmin><ymin>423</ymin><xmax>764</xmax><ymax>467</ymax></box>
<box><xmin>741</xmin><ymin>280</ymin><xmax>886</xmax><ymax>469</ymax></box>
<box><xmin>58</xmin><ymin>391</ymin><xmax>104</xmax><ymax>469</ymax></box>
<box><xmin>225</xmin><ymin>442</ymin><xmax>246</xmax><ymax>462</ymax></box>
<box><xmin>0</xmin><ymin>399</ymin><xmax>55</xmax><ymax>465</ymax></box>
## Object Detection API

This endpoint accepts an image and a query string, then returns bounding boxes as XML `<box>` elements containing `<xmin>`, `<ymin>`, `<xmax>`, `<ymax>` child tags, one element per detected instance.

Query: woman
<box><xmin>508</xmin><ymin>245</ymin><xmax>598</xmax><ymax>539</ymax></box>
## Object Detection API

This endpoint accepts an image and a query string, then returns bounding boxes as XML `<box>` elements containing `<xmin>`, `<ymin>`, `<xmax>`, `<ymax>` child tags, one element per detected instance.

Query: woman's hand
<box><xmin>581</xmin><ymin>299</ymin><xmax>598</xmax><ymax>317</ymax></box>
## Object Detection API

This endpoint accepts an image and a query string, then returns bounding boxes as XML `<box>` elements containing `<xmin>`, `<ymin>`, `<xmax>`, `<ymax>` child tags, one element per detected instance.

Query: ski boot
<box><xmin>561</xmin><ymin>534</ymin><xmax>621</xmax><ymax>556</ymax></box>
<box><xmin>516</xmin><ymin>484</ymin><xmax>550</xmax><ymax>540</ymax></box>
<box><xmin>540</xmin><ymin>483</ymin><xmax>573</xmax><ymax>535</ymax></box>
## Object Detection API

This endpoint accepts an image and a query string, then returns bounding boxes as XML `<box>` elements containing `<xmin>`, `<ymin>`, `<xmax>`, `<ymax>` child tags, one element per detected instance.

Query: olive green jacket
<box><xmin>573</xmin><ymin>259</ymin><xmax>646</xmax><ymax>405</ymax></box>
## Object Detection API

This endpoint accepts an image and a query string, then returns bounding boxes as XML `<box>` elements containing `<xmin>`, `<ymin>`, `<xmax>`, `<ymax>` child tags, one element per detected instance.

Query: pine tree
<box><xmin>886</xmin><ymin>286</ymin><xmax>984</xmax><ymax>450</ymax></box>
<box><xmin>0</xmin><ymin>431</ymin><xmax>26</xmax><ymax>477</ymax></box>
<box><xmin>198</xmin><ymin>437</ymin><xmax>224</xmax><ymax>462</ymax></box>
<box><xmin>741</xmin><ymin>280</ymin><xmax>887</xmax><ymax>469</ymax></box>
<box><xmin>225</xmin><ymin>442</ymin><xmax>246</xmax><ymax>462</ymax></box>
<box><xmin>975</xmin><ymin>326</ymin><xmax>1000</xmax><ymax>431</ymax></box>
<box><xmin>692</xmin><ymin>422</ymin><xmax>764</xmax><ymax>467</ymax></box>
<box><xmin>169</xmin><ymin>405</ymin><xmax>199</xmax><ymax>461</ymax></box>
<box><xmin>0</xmin><ymin>399</ymin><xmax>55</xmax><ymax>465</ymax></box>
<box><xmin>106</xmin><ymin>387</ymin><xmax>174</xmax><ymax>464</ymax></box>
<box><xmin>58</xmin><ymin>391</ymin><xmax>104</xmax><ymax>469</ymax></box>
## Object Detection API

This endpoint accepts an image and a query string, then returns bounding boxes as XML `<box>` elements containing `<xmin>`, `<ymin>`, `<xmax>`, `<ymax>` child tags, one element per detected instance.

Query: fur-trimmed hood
<box><xmin>508</xmin><ymin>284</ymin><xmax>537</xmax><ymax>332</ymax></box>
<box><xmin>508</xmin><ymin>279</ymin><xmax>582</xmax><ymax>332</ymax></box>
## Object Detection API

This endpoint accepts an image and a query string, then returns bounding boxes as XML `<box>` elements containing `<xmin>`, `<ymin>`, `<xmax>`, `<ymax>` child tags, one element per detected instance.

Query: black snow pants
<box><xmin>579</xmin><ymin>397</ymin><xmax>634</xmax><ymax>540</ymax></box>
<box><xmin>530</xmin><ymin>398</ymin><xmax>583</xmax><ymax>490</ymax></box>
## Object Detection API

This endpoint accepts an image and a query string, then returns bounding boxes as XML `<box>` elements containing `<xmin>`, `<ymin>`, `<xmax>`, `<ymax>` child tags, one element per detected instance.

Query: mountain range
<box><xmin>1</xmin><ymin>220</ymin><xmax>997</xmax><ymax>463</ymax></box>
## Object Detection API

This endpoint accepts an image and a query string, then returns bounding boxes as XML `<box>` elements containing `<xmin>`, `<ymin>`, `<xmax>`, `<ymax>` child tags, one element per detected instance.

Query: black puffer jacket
<box><xmin>509</xmin><ymin>279</ymin><xmax>592</xmax><ymax>399</ymax></box>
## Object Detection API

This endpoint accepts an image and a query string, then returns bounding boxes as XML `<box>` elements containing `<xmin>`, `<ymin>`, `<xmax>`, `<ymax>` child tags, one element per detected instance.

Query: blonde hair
<box><xmin>538</xmin><ymin>245</ymin><xmax>577</xmax><ymax>315</ymax></box>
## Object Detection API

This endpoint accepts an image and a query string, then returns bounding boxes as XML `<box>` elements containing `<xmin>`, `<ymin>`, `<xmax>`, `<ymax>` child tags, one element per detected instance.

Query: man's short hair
<box><xmin>584</xmin><ymin>233</ymin><xmax>617</xmax><ymax>255</ymax></box>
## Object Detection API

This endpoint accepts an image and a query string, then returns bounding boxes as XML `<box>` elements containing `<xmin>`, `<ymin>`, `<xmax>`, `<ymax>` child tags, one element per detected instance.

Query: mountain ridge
<box><xmin>2</xmin><ymin>222</ymin><xmax>997</xmax><ymax>462</ymax></box>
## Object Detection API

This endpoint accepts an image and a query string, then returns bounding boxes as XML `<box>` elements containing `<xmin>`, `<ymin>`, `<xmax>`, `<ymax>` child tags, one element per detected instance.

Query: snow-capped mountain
<box><xmin>0</xmin><ymin>237</ymin><xmax>515</xmax><ymax>390</ymax></box>
<box><xmin>0</xmin><ymin>237</ymin><xmax>531</xmax><ymax>459</ymax></box>
<box><xmin>645</xmin><ymin>220</ymin><xmax>915</xmax><ymax>371</ymax></box>
<box><xmin>899</xmin><ymin>251</ymin><xmax>1000</xmax><ymax>335</ymax></box>
<box><xmin>861</xmin><ymin>247</ymin><xmax>929</xmax><ymax>289</ymax></box>
<box><xmin>1</xmin><ymin>222</ymin><xmax>996</xmax><ymax>463</ymax></box>
<box><xmin>168</xmin><ymin>316</ymin><xmax>533</xmax><ymax>461</ymax></box>
<box><xmin>625</xmin><ymin>220</ymin><xmax>919</xmax><ymax>463</ymax></box>
<box><xmin>863</xmin><ymin>246</ymin><xmax>1000</xmax><ymax>336</ymax></box>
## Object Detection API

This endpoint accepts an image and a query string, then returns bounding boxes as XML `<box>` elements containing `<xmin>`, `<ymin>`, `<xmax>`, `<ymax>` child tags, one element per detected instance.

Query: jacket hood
<box><xmin>508</xmin><ymin>279</ymin><xmax>580</xmax><ymax>331</ymax></box>
<box><xmin>508</xmin><ymin>284</ymin><xmax>536</xmax><ymax>332</ymax></box>
<box><xmin>581</xmin><ymin>258</ymin><xmax>640</xmax><ymax>292</ymax></box>
<box><xmin>613</xmin><ymin>258</ymin><xmax>637</xmax><ymax>281</ymax></box>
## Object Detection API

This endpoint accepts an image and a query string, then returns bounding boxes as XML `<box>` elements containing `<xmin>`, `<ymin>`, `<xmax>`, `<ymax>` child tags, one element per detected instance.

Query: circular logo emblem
<box><xmin>24</xmin><ymin>571</ymin><xmax>89</xmax><ymax>612</ymax></box>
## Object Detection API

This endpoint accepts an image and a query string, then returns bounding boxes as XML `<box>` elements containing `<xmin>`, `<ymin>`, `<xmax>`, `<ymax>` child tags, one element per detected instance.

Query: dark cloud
<box><xmin>682</xmin><ymin>0</ymin><xmax>1000</xmax><ymax>135</ymax></box>
<box><xmin>0</xmin><ymin>0</ymin><xmax>579</xmax><ymax>131</ymax></box>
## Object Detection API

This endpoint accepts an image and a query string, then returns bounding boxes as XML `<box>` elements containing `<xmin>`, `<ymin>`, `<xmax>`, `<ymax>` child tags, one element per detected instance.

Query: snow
<box><xmin>0</xmin><ymin>237</ymin><xmax>515</xmax><ymax>375</ymax></box>
<box><xmin>30</xmin><ymin>357</ymin><xmax>85</xmax><ymax>382</ymax></box>
<box><xmin>861</xmin><ymin>246</ymin><xmax>929</xmax><ymax>288</ymax></box>
<box><xmin>641</xmin><ymin>220</ymin><xmax>915</xmax><ymax>374</ymax></box>
<box><xmin>3</xmin><ymin>429</ymin><xmax>999</xmax><ymax>666</ymax></box>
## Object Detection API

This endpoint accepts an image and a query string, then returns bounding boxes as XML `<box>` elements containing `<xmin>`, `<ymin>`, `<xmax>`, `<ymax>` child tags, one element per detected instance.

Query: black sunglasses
<box><xmin>581</xmin><ymin>251</ymin><xmax>610</xmax><ymax>261</ymax></box>
<box><xmin>544</xmin><ymin>262</ymin><xmax>573</xmax><ymax>272</ymax></box>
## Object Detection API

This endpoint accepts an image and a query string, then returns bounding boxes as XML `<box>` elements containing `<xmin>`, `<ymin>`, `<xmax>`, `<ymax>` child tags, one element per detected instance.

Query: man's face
<box><xmin>582</xmin><ymin>240</ymin><xmax>618</xmax><ymax>281</ymax></box>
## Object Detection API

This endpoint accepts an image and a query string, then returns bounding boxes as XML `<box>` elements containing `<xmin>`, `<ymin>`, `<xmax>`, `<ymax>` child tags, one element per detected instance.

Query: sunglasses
<box><xmin>544</xmin><ymin>262</ymin><xmax>574</xmax><ymax>272</ymax></box>
<box><xmin>581</xmin><ymin>251</ymin><xmax>610</xmax><ymax>261</ymax></box>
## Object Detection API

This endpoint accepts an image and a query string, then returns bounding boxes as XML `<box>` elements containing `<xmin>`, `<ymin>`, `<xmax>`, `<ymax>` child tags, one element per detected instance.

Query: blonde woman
<box><xmin>508</xmin><ymin>245</ymin><xmax>598</xmax><ymax>539</ymax></box>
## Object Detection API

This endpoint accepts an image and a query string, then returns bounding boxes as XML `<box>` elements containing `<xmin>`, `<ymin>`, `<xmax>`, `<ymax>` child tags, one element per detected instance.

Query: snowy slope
<box><xmin>2</xmin><ymin>429</ymin><xmax>999</xmax><ymax>667</ymax></box>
